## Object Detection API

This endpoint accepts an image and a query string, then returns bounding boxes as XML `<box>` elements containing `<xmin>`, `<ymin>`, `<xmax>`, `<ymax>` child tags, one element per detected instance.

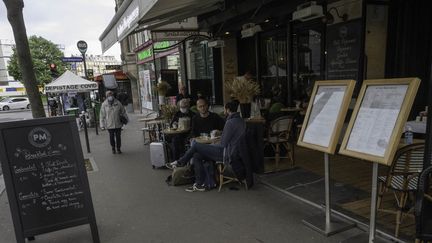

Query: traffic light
<box><xmin>49</xmin><ymin>63</ymin><xmax>58</xmax><ymax>78</ymax></box>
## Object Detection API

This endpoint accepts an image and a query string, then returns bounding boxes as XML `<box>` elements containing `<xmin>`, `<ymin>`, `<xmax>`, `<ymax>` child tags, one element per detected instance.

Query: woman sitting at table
<box><xmin>166</xmin><ymin>100</ymin><xmax>246</xmax><ymax>192</ymax></box>
<box><xmin>169</xmin><ymin>99</ymin><xmax>194</xmax><ymax>160</ymax></box>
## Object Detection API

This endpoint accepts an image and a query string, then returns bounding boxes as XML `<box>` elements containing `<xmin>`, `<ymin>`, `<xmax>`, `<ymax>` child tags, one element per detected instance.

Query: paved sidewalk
<box><xmin>0</xmin><ymin>113</ymin><xmax>363</xmax><ymax>242</ymax></box>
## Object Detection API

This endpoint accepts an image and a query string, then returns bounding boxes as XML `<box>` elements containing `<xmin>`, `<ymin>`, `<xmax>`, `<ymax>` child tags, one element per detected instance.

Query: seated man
<box><xmin>169</xmin><ymin>99</ymin><xmax>194</xmax><ymax>160</ymax></box>
<box><xmin>190</xmin><ymin>97</ymin><xmax>225</xmax><ymax>138</ymax></box>
<box><xmin>168</xmin><ymin>100</ymin><xmax>246</xmax><ymax>192</ymax></box>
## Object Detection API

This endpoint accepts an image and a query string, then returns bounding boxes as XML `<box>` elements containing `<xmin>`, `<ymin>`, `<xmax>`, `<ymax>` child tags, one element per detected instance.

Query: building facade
<box><xmin>70</xmin><ymin>54</ymin><xmax>121</xmax><ymax>79</ymax></box>
<box><xmin>0</xmin><ymin>39</ymin><xmax>15</xmax><ymax>84</ymax></box>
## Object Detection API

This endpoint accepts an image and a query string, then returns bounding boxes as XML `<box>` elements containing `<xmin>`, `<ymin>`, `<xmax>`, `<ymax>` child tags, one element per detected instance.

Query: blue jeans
<box><xmin>177</xmin><ymin>140</ymin><xmax>223</xmax><ymax>185</ymax></box>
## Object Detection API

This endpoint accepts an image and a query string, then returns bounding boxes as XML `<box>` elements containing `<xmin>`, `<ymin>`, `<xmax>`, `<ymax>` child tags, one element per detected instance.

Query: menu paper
<box><xmin>346</xmin><ymin>85</ymin><xmax>408</xmax><ymax>156</ymax></box>
<box><xmin>303</xmin><ymin>86</ymin><xmax>346</xmax><ymax>147</ymax></box>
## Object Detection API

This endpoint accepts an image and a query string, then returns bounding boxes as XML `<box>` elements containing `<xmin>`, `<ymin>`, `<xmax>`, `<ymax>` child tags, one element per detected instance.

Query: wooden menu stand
<box><xmin>297</xmin><ymin>80</ymin><xmax>356</xmax><ymax>236</ymax></box>
<box><xmin>339</xmin><ymin>78</ymin><xmax>420</xmax><ymax>243</ymax></box>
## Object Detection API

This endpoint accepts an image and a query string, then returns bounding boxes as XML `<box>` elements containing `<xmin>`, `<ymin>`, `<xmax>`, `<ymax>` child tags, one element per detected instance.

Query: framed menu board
<box><xmin>297</xmin><ymin>80</ymin><xmax>355</xmax><ymax>154</ymax></box>
<box><xmin>0</xmin><ymin>116</ymin><xmax>99</xmax><ymax>243</ymax></box>
<box><xmin>339</xmin><ymin>78</ymin><xmax>420</xmax><ymax>166</ymax></box>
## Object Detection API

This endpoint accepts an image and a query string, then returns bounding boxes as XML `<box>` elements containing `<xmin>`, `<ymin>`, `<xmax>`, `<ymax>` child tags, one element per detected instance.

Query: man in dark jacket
<box><xmin>166</xmin><ymin>100</ymin><xmax>246</xmax><ymax>192</ymax></box>
<box><xmin>190</xmin><ymin>97</ymin><xmax>225</xmax><ymax>137</ymax></box>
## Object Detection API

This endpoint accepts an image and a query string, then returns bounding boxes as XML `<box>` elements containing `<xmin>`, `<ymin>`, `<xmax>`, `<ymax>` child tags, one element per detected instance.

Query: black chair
<box><xmin>415</xmin><ymin>165</ymin><xmax>432</xmax><ymax>243</ymax></box>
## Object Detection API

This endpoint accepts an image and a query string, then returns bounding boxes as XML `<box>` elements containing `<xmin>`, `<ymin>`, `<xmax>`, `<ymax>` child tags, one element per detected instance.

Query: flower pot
<box><xmin>158</xmin><ymin>96</ymin><xmax>166</xmax><ymax>105</ymax></box>
<box><xmin>240</xmin><ymin>103</ymin><xmax>251</xmax><ymax>118</ymax></box>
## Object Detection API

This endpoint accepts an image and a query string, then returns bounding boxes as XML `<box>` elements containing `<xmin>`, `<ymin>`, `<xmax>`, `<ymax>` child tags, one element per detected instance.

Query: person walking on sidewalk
<box><xmin>100</xmin><ymin>90</ymin><xmax>128</xmax><ymax>154</ymax></box>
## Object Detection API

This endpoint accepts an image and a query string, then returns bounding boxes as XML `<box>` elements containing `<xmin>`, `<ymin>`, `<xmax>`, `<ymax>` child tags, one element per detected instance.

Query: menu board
<box><xmin>0</xmin><ymin>116</ymin><xmax>99</xmax><ymax>242</ymax></box>
<box><xmin>326</xmin><ymin>20</ymin><xmax>362</xmax><ymax>81</ymax></box>
<box><xmin>346</xmin><ymin>85</ymin><xmax>407</xmax><ymax>156</ymax></box>
<box><xmin>339</xmin><ymin>78</ymin><xmax>420</xmax><ymax>166</ymax></box>
<box><xmin>298</xmin><ymin>80</ymin><xmax>355</xmax><ymax>154</ymax></box>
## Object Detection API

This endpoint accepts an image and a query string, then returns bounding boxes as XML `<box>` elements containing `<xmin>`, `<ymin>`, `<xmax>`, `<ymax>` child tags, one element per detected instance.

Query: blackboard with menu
<box><xmin>0</xmin><ymin>116</ymin><xmax>99</xmax><ymax>243</ymax></box>
<box><xmin>326</xmin><ymin>19</ymin><xmax>362</xmax><ymax>81</ymax></box>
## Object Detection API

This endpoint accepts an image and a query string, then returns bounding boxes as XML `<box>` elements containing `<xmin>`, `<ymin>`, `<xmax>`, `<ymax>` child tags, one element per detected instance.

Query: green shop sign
<box><xmin>137</xmin><ymin>41</ymin><xmax>172</xmax><ymax>62</ymax></box>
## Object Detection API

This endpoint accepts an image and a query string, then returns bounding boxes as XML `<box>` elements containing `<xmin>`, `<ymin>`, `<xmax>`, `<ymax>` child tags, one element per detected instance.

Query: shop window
<box><xmin>292</xmin><ymin>22</ymin><xmax>325</xmax><ymax>102</ymax></box>
<box><xmin>260</xmin><ymin>30</ymin><xmax>288</xmax><ymax>104</ymax></box>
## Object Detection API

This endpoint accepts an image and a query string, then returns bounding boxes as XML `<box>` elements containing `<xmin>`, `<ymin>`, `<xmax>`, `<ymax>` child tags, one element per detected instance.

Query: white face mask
<box><xmin>107</xmin><ymin>96</ymin><xmax>114</xmax><ymax>102</ymax></box>
<box><xmin>180</xmin><ymin>108</ymin><xmax>188</xmax><ymax>113</ymax></box>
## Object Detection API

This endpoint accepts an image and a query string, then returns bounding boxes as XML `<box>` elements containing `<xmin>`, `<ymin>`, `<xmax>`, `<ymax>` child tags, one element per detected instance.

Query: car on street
<box><xmin>0</xmin><ymin>97</ymin><xmax>30</xmax><ymax>111</ymax></box>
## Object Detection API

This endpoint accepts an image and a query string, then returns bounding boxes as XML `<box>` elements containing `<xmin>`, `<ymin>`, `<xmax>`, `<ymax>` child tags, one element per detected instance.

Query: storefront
<box><xmin>136</xmin><ymin>41</ymin><xmax>181</xmax><ymax>111</ymax></box>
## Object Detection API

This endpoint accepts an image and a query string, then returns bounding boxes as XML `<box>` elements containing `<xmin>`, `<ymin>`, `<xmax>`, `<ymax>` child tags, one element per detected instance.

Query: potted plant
<box><xmin>155</xmin><ymin>80</ymin><xmax>171</xmax><ymax>104</ymax></box>
<box><xmin>225</xmin><ymin>76</ymin><xmax>260</xmax><ymax>118</ymax></box>
<box><xmin>160</xmin><ymin>104</ymin><xmax>178</xmax><ymax>122</ymax></box>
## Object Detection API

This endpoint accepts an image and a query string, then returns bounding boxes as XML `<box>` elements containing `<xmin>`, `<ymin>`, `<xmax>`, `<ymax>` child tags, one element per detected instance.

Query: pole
<box><xmin>46</xmin><ymin>94</ymin><xmax>50</xmax><ymax>117</ymax></box>
<box><xmin>369</xmin><ymin>162</ymin><xmax>379</xmax><ymax>242</ymax></box>
<box><xmin>303</xmin><ymin>153</ymin><xmax>354</xmax><ymax>236</ymax></box>
<box><xmin>82</xmin><ymin>114</ymin><xmax>91</xmax><ymax>153</ymax></box>
<box><xmin>324</xmin><ymin>153</ymin><xmax>331</xmax><ymax>227</ymax></box>
<box><xmin>82</xmin><ymin>53</ymin><xmax>88</xmax><ymax>79</ymax></box>
<box><xmin>93</xmin><ymin>106</ymin><xmax>98</xmax><ymax>135</ymax></box>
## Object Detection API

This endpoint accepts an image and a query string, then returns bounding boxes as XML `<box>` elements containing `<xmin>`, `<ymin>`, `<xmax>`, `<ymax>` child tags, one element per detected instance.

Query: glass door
<box><xmin>260</xmin><ymin>29</ymin><xmax>288</xmax><ymax>104</ymax></box>
<box><xmin>292</xmin><ymin>21</ymin><xmax>325</xmax><ymax>102</ymax></box>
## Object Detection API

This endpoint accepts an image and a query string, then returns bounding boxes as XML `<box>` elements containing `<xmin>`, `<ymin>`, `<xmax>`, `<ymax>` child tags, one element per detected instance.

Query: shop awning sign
<box><xmin>151</xmin><ymin>31</ymin><xmax>209</xmax><ymax>42</ymax></box>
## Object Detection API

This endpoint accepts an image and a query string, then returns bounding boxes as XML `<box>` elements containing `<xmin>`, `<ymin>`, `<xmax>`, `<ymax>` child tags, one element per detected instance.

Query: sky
<box><xmin>0</xmin><ymin>0</ymin><xmax>121</xmax><ymax>59</ymax></box>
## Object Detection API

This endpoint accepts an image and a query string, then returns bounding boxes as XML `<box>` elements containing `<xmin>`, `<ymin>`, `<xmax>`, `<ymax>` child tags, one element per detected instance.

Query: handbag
<box><xmin>120</xmin><ymin>114</ymin><xmax>128</xmax><ymax>125</ymax></box>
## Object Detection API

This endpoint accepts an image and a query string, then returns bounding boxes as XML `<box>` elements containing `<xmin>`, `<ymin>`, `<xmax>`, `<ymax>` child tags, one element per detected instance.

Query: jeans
<box><xmin>177</xmin><ymin>140</ymin><xmax>223</xmax><ymax>185</ymax></box>
<box><xmin>108</xmin><ymin>128</ymin><xmax>122</xmax><ymax>149</ymax></box>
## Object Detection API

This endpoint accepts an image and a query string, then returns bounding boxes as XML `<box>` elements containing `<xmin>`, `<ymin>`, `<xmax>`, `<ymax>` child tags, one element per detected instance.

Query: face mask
<box><xmin>180</xmin><ymin>108</ymin><xmax>188</xmax><ymax>113</ymax></box>
<box><xmin>107</xmin><ymin>96</ymin><xmax>114</xmax><ymax>102</ymax></box>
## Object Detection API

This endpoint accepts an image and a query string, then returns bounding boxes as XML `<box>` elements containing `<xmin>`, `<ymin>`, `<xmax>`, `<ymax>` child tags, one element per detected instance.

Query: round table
<box><xmin>194</xmin><ymin>136</ymin><xmax>220</xmax><ymax>144</ymax></box>
<box><xmin>162</xmin><ymin>128</ymin><xmax>190</xmax><ymax>135</ymax></box>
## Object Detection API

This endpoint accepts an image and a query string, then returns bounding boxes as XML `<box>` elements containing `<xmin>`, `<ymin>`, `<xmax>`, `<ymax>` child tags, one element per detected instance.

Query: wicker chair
<box><xmin>415</xmin><ymin>165</ymin><xmax>432</xmax><ymax>243</ymax></box>
<box><xmin>264</xmin><ymin>116</ymin><xmax>295</xmax><ymax>170</ymax></box>
<box><xmin>377</xmin><ymin>143</ymin><xmax>425</xmax><ymax>237</ymax></box>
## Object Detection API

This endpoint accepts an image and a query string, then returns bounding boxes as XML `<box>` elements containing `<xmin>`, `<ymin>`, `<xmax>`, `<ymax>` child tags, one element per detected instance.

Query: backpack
<box><xmin>165</xmin><ymin>165</ymin><xmax>194</xmax><ymax>186</ymax></box>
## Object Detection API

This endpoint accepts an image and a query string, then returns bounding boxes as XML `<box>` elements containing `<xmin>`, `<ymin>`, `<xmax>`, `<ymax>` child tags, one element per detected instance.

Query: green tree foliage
<box><xmin>8</xmin><ymin>35</ymin><xmax>65</xmax><ymax>85</ymax></box>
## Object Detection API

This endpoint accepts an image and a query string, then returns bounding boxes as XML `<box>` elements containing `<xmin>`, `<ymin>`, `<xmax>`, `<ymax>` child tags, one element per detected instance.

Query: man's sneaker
<box><xmin>165</xmin><ymin>161</ymin><xmax>178</xmax><ymax>169</ymax></box>
<box><xmin>185</xmin><ymin>183</ymin><xmax>206</xmax><ymax>192</ymax></box>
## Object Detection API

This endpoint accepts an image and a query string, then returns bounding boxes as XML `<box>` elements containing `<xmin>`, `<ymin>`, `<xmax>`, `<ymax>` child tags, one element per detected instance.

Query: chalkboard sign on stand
<box><xmin>0</xmin><ymin>116</ymin><xmax>99</xmax><ymax>243</ymax></box>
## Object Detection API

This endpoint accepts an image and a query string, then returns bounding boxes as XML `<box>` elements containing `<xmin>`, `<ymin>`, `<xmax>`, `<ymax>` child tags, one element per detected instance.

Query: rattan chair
<box><xmin>264</xmin><ymin>116</ymin><xmax>295</xmax><ymax>169</ymax></box>
<box><xmin>377</xmin><ymin>143</ymin><xmax>425</xmax><ymax>237</ymax></box>
<box><xmin>415</xmin><ymin>165</ymin><xmax>432</xmax><ymax>243</ymax></box>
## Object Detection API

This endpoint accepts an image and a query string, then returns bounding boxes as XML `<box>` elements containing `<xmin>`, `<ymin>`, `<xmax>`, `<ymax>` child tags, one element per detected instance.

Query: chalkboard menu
<box><xmin>326</xmin><ymin>19</ymin><xmax>362</xmax><ymax>81</ymax></box>
<box><xmin>0</xmin><ymin>116</ymin><xmax>99</xmax><ymax>243</ymax></box>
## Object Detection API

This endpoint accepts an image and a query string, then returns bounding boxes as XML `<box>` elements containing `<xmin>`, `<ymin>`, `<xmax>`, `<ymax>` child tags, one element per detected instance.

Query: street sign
<box><xmin>105</xmin><ymin>65</ymin><xmax>121</xmax><ymax>70</ymax></box>
<box><xmin>77</xmin><ymin>40</ymin><xmax>88</xmax><ymax>54</ymax></box>
<box><xmin>62</xmin><ymin>57</ymin><xmax>83</xmax><ymax>62</ymax></box>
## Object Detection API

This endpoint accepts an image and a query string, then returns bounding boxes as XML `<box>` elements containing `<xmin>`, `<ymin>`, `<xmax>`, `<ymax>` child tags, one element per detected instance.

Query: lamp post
<box><xmin>77</xmin><ymin>40</ymin><xmax>91</xmax><ymax>153</ymax></box>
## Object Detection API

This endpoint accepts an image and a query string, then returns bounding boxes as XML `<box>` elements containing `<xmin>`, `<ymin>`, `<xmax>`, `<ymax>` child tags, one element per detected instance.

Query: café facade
<box><xmin>100</xmin><ymin>0</ymin><xmax>432</xmax><ymax>241</ymax></box>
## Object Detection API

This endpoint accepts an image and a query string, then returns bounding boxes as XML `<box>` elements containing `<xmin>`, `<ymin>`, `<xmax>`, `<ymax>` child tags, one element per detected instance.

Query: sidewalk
<box><xmin>0</xmin><ymin>113</ymin><xmax>363</xmax><ymax>242</ymax></box>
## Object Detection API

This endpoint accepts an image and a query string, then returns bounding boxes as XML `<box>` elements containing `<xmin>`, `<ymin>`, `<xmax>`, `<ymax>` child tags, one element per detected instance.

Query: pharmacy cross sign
<box><xmin>77</xmin><ymin>40</ymin><xmax>88</xmax><ymax>54</ymax></box>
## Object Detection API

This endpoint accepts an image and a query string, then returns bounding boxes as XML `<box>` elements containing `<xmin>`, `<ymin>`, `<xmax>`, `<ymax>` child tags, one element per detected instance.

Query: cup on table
<box><xmin>416</xmin><ymin>116</ymin><xmax>421</xmax><ymax>122</ymax></box>
<box><xmin>210</xmin><ymin>130</ymin><xmax>217</xmax><ymax>139</ymax></box>
<box><xmin>200</xmin><ymin>133</ymin><xmax>209</xmax><ymax>139</ymax></box>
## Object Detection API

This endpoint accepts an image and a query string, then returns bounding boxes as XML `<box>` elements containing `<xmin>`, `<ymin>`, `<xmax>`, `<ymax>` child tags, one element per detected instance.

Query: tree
<box><xmin>8</xmin><ymin>36</ymin><xmax>66</xmax><ymax>85</ymax></box>
<box><xmin>2</xmin><ymin>0</ymin><xmax>45</xmax><ymax>117</ymax></box>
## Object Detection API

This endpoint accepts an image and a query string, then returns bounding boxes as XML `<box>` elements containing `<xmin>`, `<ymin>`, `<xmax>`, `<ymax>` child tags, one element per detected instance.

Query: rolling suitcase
<box><xmin>149</xmin><ymin>142</ymin><xmax>168</xmax><ymax>168</ymax></box>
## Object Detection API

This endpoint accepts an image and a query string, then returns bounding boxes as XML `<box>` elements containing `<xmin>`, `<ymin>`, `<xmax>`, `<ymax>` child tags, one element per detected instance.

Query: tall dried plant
<box><xmin>225</xmin><ymin>77</ymin><xmax>260</xmax><ymax>103</ymax></box>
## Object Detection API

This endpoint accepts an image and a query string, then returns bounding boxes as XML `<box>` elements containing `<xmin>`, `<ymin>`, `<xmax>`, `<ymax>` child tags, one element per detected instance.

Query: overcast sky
<box><xmin>0</xmin><ymin>0</ymin><xmax>121</xmax><ymax>59</ymax></box>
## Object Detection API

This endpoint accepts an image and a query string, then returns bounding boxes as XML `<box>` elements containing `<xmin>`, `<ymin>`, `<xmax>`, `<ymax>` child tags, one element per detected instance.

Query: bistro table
<box><xmin>406</xmin><ymin>120</ymin><xmax>426</xmax><ymax>134</ymax></box>
<box><xmin>194</xmin><ymin>136</ymin><xmax>221</xmax><ymax>144</ymax></box>
<box><xmin>162</xmin><ymin>128</ymin><xmax>190</xmax><ymax>136</ymax></box>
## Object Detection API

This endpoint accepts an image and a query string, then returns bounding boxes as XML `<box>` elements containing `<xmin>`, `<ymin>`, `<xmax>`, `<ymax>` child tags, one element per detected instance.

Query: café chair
<box><xmin>377</xmin><ymin>143</ymin><xmax>425</xmax><ymax>237</ymax></box>
<box><xmin>264</xmin><ymin>116</ymin><xmax>295</xmax><ymax>169</ymax></box>
<box><xmin>415</xmin><ymin>165</ymin><xmax>432</xmax><ymax>243</ymax></box>
<box><xmin>216</xmin><ymin>161</ymin><xmax>248</xmax><ymax>192</ymax></box>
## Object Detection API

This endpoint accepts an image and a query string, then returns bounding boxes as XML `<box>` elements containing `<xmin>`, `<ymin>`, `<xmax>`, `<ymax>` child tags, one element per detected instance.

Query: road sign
<box><xmin>77</xmin><ymin>40</ymin><xmax>88</xmax><ymax>54</ymax></box>
<box><xmin>62</xmin><ymin>57</ymin><xmax>83</xmax><ymax>62</ymax></box>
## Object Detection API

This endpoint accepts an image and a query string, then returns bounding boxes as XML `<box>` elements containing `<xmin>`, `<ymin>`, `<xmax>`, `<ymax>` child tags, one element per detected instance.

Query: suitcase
<box><xmin>149</xmin><ymin>142</ymin><xmax>168</xmax><ymax>168</ymax></box>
